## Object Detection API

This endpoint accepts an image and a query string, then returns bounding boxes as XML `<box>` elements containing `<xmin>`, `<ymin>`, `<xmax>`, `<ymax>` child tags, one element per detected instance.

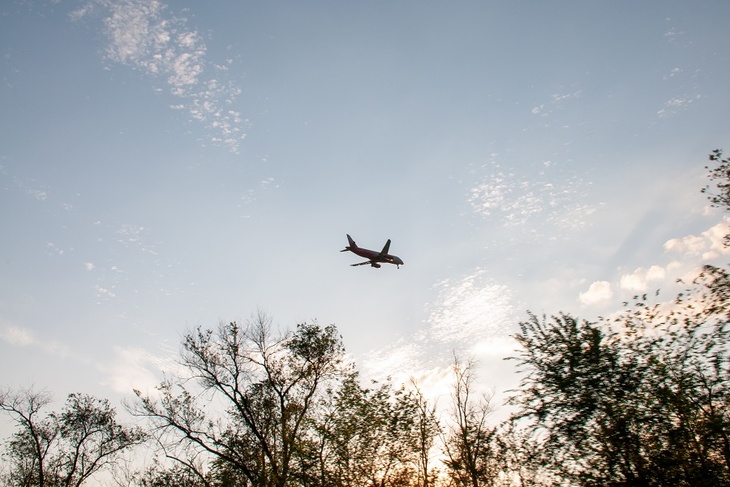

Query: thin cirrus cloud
<box><xmin>0</xmin><ymin>322</ymin><xmax>174</xmax><ymax>395</ymax></box>
<box><xmin>469</xmin><ymin>159</ymin><xmax>596</xmax><ymax>232</ymax></box>
<box><xmin>0</xmin><ymin>323</ymin><xmax>89</xmax><ymax>364</ymax></box>
<box><xmin>0</xmin><ymin>323</ymin><xmax>35</xmax><ymax>348</ymax></box>
<box><xmin>531</xmin><ymin>90</ymin><xmax>583</xmax><ymax>118</ymax></box>
<box><xmin>657</xmin><ymin>94</ymin><xmax>702</xmax><ymax>118</ymax></box>
<box><xmin>71</xmin><ymin>0</ymin><xmax>247</xmax><ymax>153</ymax></box>
<box><xmin>426</xmin><ymin>270</ymin><xmax>515</xmax><ymax>345</ymax></box>
<box><xmin>99</xmin><ymin>345</ymin><xmax>180</xmax><ymax>395</ymax></box>
<box><xmin>364</xmin><ymin>269</ymin><xmax>517</xmax><ymax>383</ymax></box>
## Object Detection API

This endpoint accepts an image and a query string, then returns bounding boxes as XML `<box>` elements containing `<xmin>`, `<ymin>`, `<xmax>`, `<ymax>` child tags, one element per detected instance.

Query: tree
<box><xmin>502</xmin><ymin>148</ymin><xmax>730</xmax><ymax>486</ymax></box>
<box><xmin>508</xmin><ymin>274</ymin><xmax>730</xmax><ymax>487</ymax></box>
<box><xmin>703</xmin><ymin>148</ymin><xmax>730</xmax><ymax>212</ymax></box>
<box><xmin>126</xmin><ymin>458</ymin><xmax>211</xmax><ymax>487</ymax></box>
<box><xmin>130</xmin><ymin>314</ymin><xmax>346</xmax><ymax>487</ymax></box>
<box><xmin>494</xmin><ymin>420</ymin><xmax>565</xmax><ymax>487</ymax></box>
<box><xmin>0</xmin><ymin>388</ymin><xmax>145</xmax><ymax>487</ymax></box>
<box><xmin>0</xmin><ymin>388</ymin><xmax>55</xmax><ymax>487</ymax></box>
<box><xmin>408</xmin><ymin>379</ymin><xmax>441</xmax><ymax>487</ymax></box>
<box><xmin>308</xmin><ymin>373</ymin><xmax>425</xmax><ymax>487</ymax></box>
<box><xmin>441</xmin><ymin>355</ymin><xmax>500</xmax><ymax>487</ymax></box>
<box><xmin>508</xmin><ymin>313</ymin><xmax>646</xmax><ymax>485</ymax></box>
<box><xmin>703</xmin><ymin>148</ymin><xmax>730</xmax><ymax>246</ymax></box>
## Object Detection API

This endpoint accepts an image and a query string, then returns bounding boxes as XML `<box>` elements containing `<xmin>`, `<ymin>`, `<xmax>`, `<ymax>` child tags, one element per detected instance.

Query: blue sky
<box><xmin>2</xmin><ymin>0</ymin><xmax>730</xmax><ymax>421</ymax></box>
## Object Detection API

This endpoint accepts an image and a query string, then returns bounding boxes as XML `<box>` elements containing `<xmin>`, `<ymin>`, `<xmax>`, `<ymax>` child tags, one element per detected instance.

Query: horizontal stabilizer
<box><xmin>341</xmin><ymin>234</ymin><xmax>358</xmax><ymax>252</ymax></box>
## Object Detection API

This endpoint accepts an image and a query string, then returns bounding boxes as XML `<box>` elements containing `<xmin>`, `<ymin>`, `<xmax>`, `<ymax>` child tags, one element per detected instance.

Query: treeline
<box><xmin>2</xmin><ymin>151</ymin><xmax>730</xmax><ymax>486</ymax></box>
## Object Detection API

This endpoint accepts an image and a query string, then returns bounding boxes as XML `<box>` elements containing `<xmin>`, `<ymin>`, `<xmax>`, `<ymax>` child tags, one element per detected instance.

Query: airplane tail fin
<box><xmin>341</xmin><ymin>234</ymin><xmax>358</xmax><ymax>252</ymax></box>
<box><xmin>380</xmin><ymin>239</ymin><xmax>391</xmax><ymax>255</ymax></box>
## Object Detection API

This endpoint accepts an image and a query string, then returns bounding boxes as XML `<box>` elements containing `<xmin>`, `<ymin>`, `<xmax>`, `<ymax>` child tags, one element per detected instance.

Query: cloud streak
<box><xmin>0</xmin><ymin>323</ymin><xmax>35</xmax><ymax>347</ymax></box>
<box><xmin>0</xmin><ymin>322</ymin><xmax>175</xmax><ymax>395</ymax></box>
<box><xmin>72</xmin><ymin>0</ymin><xmax>246</xmax><ymax>153</ymax></box>
<box><xmin>0</xmin><ymin>323</ymin><xmax>88</xmax><ymax>363</ymax></box>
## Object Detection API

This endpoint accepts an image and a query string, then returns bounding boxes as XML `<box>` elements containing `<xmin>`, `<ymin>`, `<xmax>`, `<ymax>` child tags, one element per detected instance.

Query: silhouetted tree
<box><xmin>309</xmin><ymin>374</ymin><xmax>427</xmax><ymax>487</ymax></box>
<box><xmin>508</xmin><ymin>269</ymin><xmax>730</xmax><ymax>486</ymax></box>
<box><xmin>0</xmin><ymin>388</ymin><xmax>54</xmax><ymax>487</ymax></box>
<box><xmin>502</xmin><ymin>148</ymin><xmax>730</xmax><ymax>486</ymax></box>
<box><xmin>130</xmin><ymin>314</ymin><xmax>346</xmax><ymax>487</ymax></box>
<box><xmin>120</xmin><ymin>456</ymin><xmax>211</xmax><ymax>487</ymax></box>
<box><xmin>703</xmin><ymin>148</ymin><xmax>730</xmax><ymax>247</ymax></box>
<box><xmin>703</xmin><ymin>148</ymin><xmax>730</xmax><ymax>212</ymax></box>
<box><xmin>0</xmin><ymin>388</ymin><xmax>145</xmax><ymax>487</ymax></box>
<box><xmin>409</xmin><ymin>379</ymin><xmax>441</xmax><ymax>487</ymax></box>
<box><xmin>441</xmin><ymin>355</ymin><xmax>500</xmax><ymax>487</ymax></box>
<box><xmin>494</xmin><ymin>420</ymin><xmax>565</xmax><ymax>487</ymax></box>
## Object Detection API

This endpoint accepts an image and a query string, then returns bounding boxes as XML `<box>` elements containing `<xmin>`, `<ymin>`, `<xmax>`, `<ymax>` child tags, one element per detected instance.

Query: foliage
<box><xmin>308</xmin><ymin>374</ymin><xmax>438</xmax><ymax>487</ymax></box>
<box><xmin>127</xmin><ymin>458</ymin><xmax>211</xmax><ymax>487</ymax></box>
<box><xmin>129</xmin><ymin>314</ymin><xmax>348</xmax><ymax>487</ymax></box>
<box><xmin>0</xmin><ymin>389</ymin><xmax>145</xmax><ymax>487</ymax></box>
<box><xmin>508</xmin><ymin>266</ymin><xmax>730</xmax><ymax>486</ymax></box>
<box><xmin>494</xmin><ymin>420</ymin><xmax>567</xmax><ymax>487</ymax></box>
<box><xmin>125</xmin><ymin>316</ymin><xmax>448</xmax><ymax>487</ymax></box>
<box><xmin>703</xmin><ymin>149</ymin><xmax>730</xmax><ymax>212</ymax></box>
<box><xmin>441</xmin><ymin>355</ymin><xmax>500</xmax><ymax>487</ymax></box>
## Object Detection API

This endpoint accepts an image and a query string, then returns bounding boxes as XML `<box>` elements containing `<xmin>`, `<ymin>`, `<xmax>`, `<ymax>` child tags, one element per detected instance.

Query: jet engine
<box><xmin>371</xmin><ymin>262</ymin><xmax>382</xmax><ymax>268</ymax></box>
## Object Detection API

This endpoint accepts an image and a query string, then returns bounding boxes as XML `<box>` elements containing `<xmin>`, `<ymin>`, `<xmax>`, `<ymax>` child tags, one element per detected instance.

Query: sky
<box><xmin>2</xmin><ymin>0</ymin><xmax>730</xmax><ymax>429</ymax></box>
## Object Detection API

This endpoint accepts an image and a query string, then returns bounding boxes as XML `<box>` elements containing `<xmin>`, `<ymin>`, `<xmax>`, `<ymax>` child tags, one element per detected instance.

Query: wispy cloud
<box><xmin>361</xmin><ymin>269</ymin><xmax>520</xmax><ymax>418</ymax></box>
<box><xmin>531</xmin><ymin>90</ymin><xmax>582</xmax><ymax>117</ymax></box>
<box><xmin>365</xmin><ymin>269</ymin><xmax>517</xmax><ymax>382</ymax></box>
<box><xmin>0</xmin><ymin>322</ymin><xmax>175</xmax><ymax>395</ymax></box>
<box><xmin>469</xmin><ymin>158</ymin><xmax>596</xmax><ymax>232</ymax></box>
<box><xmin>0</xmin><ymin>323</ymin><xmax>35</xmax><ymax>347</ymax></box>
<box><xmin>99</xmin><ymin>345</ymin><xmax>179</xmax><ymax>395</ymax></box>
<box><xmin>427</xmin><ymin>270</ymin><xmax>514</xmax><ymax>345</ymax></box>
<box><xmin>657</xmin><ymin>94</ymin><xmax>701</xmax><ymax>118</ymax></box>
<box><xmin>71</xmin><ymin>0</ymin><xmax>247</xmax><ymax>153</ymax></box>
<box><xmin>0</xmin><ymin>323</ymin><xmax>88</xmax><ymax>363</ymax></box>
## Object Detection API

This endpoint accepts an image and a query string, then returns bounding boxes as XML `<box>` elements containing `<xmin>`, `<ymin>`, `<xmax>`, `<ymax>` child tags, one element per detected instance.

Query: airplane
<box><xmin>340</xmin><ymin>234</ymin><xmax>404</xmax><ymax>269</ymax></box>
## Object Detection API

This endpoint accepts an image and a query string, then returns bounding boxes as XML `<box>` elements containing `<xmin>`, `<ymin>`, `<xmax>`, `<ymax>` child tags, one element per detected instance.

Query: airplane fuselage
<box><xmin>350</xmin><ymin>247</ymin><xmax>384</xmax><ymax>261</ymax></box>
<box><xmin>341</xmin><ymin>234</ymin><xmax>404</xmax><ymax>268</ymax></box>
<box><xmin>350</xmin><ymin>247</ymin><xmax>401</xmax><ymax>266</ymax></box>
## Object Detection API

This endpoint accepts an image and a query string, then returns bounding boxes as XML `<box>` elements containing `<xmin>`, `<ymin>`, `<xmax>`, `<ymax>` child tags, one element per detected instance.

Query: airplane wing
<box><xmin>379</xmin><ymin>239</ymin><xmax>392</xmax><ymax>256</ymax></box>
<box><xmin>351</xmin><ymin>261</ymin><xmax>373</xmax><ymax>267</ymax></box>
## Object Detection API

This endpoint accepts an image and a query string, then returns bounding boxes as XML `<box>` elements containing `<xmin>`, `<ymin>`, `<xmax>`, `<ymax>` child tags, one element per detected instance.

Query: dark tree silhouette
<box><xmin>441</xmin><ymin>355</ymin><xmax>500</xmax><ymax>487</ymax></box>
<box><xmin>130</xmin><ymin>314</ymin><xmax>347</xmax><ymax>487</ymax></box>
<box><xmin>508</xmin><ymin>272</ymin><xmax>730</xmax><ymax>487</ymax></box>
<box><xmin>703</xmin><ymin>149</ymin><xmax>730</xmax><ymax>212</ymax></box>
<box><xmin>0</xmin><ymin>388</ymin><xmax>144</xmax><ymax>487</ymax></box>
